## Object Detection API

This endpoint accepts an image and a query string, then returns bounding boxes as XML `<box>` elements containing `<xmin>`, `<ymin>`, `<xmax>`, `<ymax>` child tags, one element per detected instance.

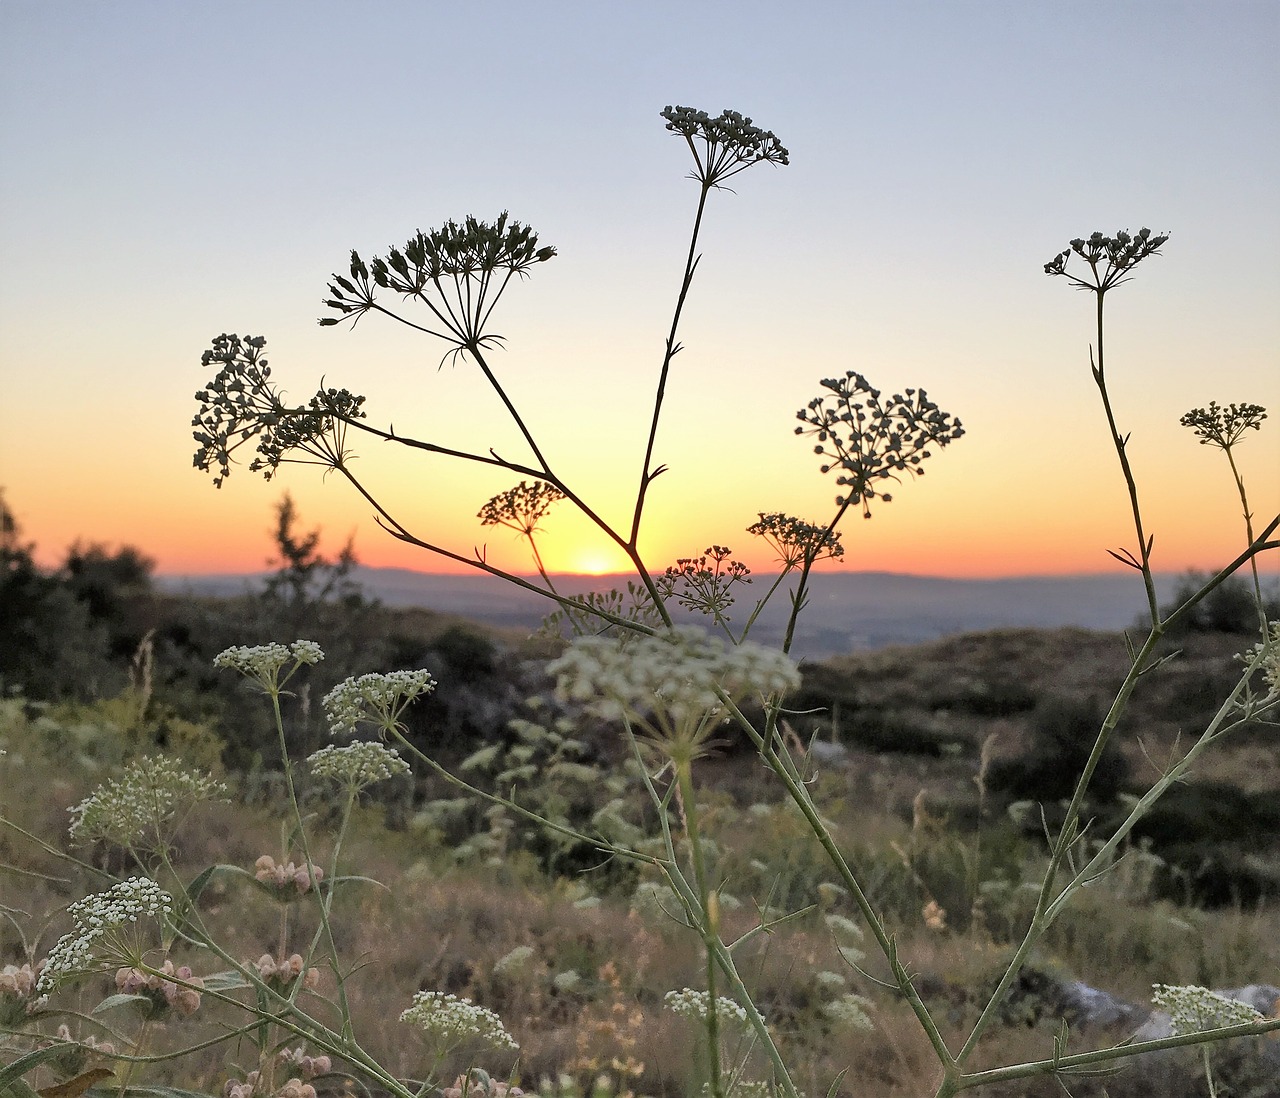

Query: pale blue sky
<box><xmin>2</xmin><ymin>1</ymin><xmax>1277</xmax><ymax>577</ymax></box>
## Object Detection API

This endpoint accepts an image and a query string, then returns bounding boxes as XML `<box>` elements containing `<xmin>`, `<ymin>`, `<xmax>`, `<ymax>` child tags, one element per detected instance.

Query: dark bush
<box><xmin>988</xmin><ymin>693</ymin><xmax>1130</xmax><ymax>805</ymax></box>
<box><xmin>933</xmin><ymin>677</ymin><xmax>1038</xmax><ymax>717</ymax></box>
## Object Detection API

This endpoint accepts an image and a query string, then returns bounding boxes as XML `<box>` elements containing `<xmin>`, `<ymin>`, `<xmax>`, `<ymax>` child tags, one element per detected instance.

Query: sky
<box><xmin>1</xmin><ymin>1</ymin><xmax>1277</xmax><ymax>583</ymax></box>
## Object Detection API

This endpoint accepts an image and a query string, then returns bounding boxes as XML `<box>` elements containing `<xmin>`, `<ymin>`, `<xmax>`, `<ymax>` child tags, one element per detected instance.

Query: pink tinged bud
<box><xmin>173</xmin><ymin>987</ymin><xmax>202</xmax><ymax>1016</ymax></box>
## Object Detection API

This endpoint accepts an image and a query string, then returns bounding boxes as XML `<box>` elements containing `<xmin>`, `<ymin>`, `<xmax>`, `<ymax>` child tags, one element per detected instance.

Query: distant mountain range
<box><xmin>156</xmin><ymin>567</ymin><xmax>1198</xmax><ymax>661</ymax></box>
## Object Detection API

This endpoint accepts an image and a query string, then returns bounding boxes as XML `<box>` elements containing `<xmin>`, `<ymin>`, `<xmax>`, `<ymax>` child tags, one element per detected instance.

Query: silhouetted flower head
<box><xmin>478</xmin><ymin>481</ymin><xmax>566</xmax><ymax>535</ymax></box>
<box><xmin>1044</xmin><ymin>228</ymin><xmax>1169</xmax><ymax>290</ymax></box>
<box><xmin>796</xmin><ymin>372</ymin><xmax>964</xmax><ymax>516</ymax></box>
<box><xmin>748</xmin><ymin>513</ymin><xmax>844</xmax><ymax>569</ymax></box>
<box><xmin>664</xmin><ymin>546</ymin><xmax>751</xmax><ymax>619</ymax></box>
<box><xmin>1180</xmin><ymin>402</ymin><xmax>1267</xmax><ymax>450</ymax></box>
<box><xmin>193</xmin><ymin>334</ymin><xmax>366</xmax><ymax>487</ymax></box>
<box><xmin>321</xmin><ymin>213</ymin><xmax>554</xmax><ymax>363</ymax></box>
<box><xmin>661</xmin><ymin>105</ymin><xmax>789</xmax><ymax>186</ymax></box>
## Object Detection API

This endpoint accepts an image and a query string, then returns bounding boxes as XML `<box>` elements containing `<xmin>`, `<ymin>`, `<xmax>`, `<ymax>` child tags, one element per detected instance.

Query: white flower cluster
<box><xmin>1240</xmin><ymin>622</ymin><xmax>1280</xmax><ymax>698</ymax></box>
<box><xmin>400</xmin><ymin>990</ymin><xmax>519</xmax><ymax>1052</ymax></box>
<box><xmin>307</xmin><ymin>742</ymin><xmax>410</xmax><ymax>789</ymax></box>
<box><xmin>323</xmin><ymin>670</ymin><xmax>436</xmax><ymax>737</ymax></box>
<box><xmin>38</xmin><ymin>877</ymin><xmax>172</xmax><ymax>993</ymax></box>
<box><xmin>213</xmin><ymin>641</ymin><xmax>324</xmax><ymax>690</ymax></box>
<box><xmin>663</xmin><ymin>987</ymin><xmax>751</xmax><ymax>1028</ymax></box>
<box><xmin>492</xmin><ymin>945</ymin><xmax>535</xmax><ymax>979</ymax></box>
<box><xmin>823</xmin><ymin>992</ymin><xmax>874</xmax><ymax>1031</ymax></box>
<box><xmin>1151</xmin><ymin>984</ymin><xmax>1264</xmax><ymax>1035</ymax></box>
<box><xmin>68</xmin><ymin>756</ymin><xmax>227</xmax><ymax>846</ymax></box>
<box><xmin>549</xmin><ymin>626</ymin><xmax>800</xmax><ymax>727</ymax></box>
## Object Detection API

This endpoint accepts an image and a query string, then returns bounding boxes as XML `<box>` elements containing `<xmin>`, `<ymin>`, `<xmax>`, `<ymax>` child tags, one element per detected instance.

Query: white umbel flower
<box><xmin>38</xmin><ymin>877</ymin><xmax>172</xmax><ymax>992</ymax></box>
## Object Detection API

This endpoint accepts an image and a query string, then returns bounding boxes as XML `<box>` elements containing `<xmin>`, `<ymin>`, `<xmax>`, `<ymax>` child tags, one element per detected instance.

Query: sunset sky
<box><xmin>2</xmin><ymin>2</ymin><xmax>1277</xmax><ymax>584</ymax></box>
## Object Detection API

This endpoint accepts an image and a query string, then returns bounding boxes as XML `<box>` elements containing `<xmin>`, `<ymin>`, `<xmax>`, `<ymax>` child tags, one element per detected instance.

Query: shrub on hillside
<box><xmin>988</xmin><ymin>693</ymin><xmax>1130</xmax><ymax>807</ymax></box>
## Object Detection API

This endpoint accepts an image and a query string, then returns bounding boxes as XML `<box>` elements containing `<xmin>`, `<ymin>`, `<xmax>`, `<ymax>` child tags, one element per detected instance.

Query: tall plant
<box><xmin>4</xmin><ymin>104</ymin><xmax>1278</xmax><ymax>1098</ymax></box>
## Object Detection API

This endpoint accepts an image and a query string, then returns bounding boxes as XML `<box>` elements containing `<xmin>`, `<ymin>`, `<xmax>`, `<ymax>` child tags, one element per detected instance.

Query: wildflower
<box><xmin>253</xmin><ymin>854</ymin><xmax>324</xmax><ymax>897</ymax></box>
<box><xmin>307</xmin><ymin>741</ymin><xmax>410</xmax><ymax>791</ymax></box>
<box><xmin>194</xmin><ymin>333</ymin><xmax>366</xmax><ymax>488</ymax></box>
<box><xmin>823</xmin><ymin>912</ymin><xmax>866</xmax><ymax>944</ymax></box>
<box><xmin>68</xmin><ymin>756</ymin><xmax>227</xmax><ymax>848</ymax></box>
<box><xmin>400</xmin><ymin>991</ymin><xmax>519</xmax><ymax>1052</ymax></box>
<box><xmin>251</xmin><ymin>953</ymin><xmax>321</xmax><ymax>992</ymax></box>
<box><xmin>1151</xmin><ymin>984</ymin><xmax>1264</xmax><ymax>1034</ymax></box>
<box><xmin>665</xmin><ymin>546</ymin><xmax>752</xmax><ymax>619</ymax></box>
<box><xmin>115</xmin><ymin>959</ymin><xmax>204</xmax><ymax>1017</ymax></box>
<box><xmin>796</xmin><ymin>372</ymin><xmax>964</xmax><ymax>517</ymax></box>
<box><xmin>323</xmin><ymin>670</ymin><xmax>436</xmax><ymax>738</ymax></box>
<box><xmin>493</xmin><ymin>945</ymin><xmax>536</xmax><ymax>979</ymax></box>
<box><xmin>661</xmin><ymin>105</ymin><xmax>789</xmax><ymax>187</ymax></box>
<box><xmin>1240</xmin><ymin>622</ymin><xmax>1280</xmax><ymax>697</ymax></box>
<box><xmin>443</xmin><ymin>1069</ymin><xmax>524</xmax><ymax>1098</ymax></box>
<box><xmin>553</xmin><ymin>970</ymin><xmax>583</xmax><ymax>994</ymax></box>
<box><xmin>663</xmin><ymin>987</ymin><xmax>751</xmax><ymax>1029</ymax></box>
<box><xmin>1</xmin><ymin>962</ymin><xmax>44</xmax><ymax>1025</ymax></box>
<box><xmin>748</xmin><ymin>512</ymin><xmax>844</xmax><ymax>569</ymax></box>
<box><xmin>225</xmin><ymin>1070</ymin><xmax>261</xmax><ymax>1098</ymax></box>
<box><xmin>549</xmin><ymin>625</ymin><xmax>799</xmax><ymax>744</ymax></box>
<box><xmin>1043</xmin><ymin>227</ymin><xmax>1170</xmax><ymax>289</ymax></box>
<box><xmin>322</xmin><ymin>214</ymin><xmax>555</xmax><ymax>362</ymax></box>
<box><xmin>478</xmin><ymin>481</ymin><xmax>566</xmax><ymax>536</ymax></box>
<box><xmin>823</xmin><ymin>992</ymin><xmax>874</xmax><ymax>1031</ymax></box>
<box><xmin>276</xmin><ymin>1047</ymin><xmax>332</xmax><ymax>1080</ymax></box>
<box><xmin>213</xmin><ymin>640</ymin><xmax>324</xmax><ymax>693</ymax></box>
<box><xmin>38</xmin><ymin>878</ymin><xmax>172</xmax><ymax>993</ymax></box>
<box><xmin>1181</xmin><ymin>402</ymin><xmax>1267</xmax><ymax>451</ymax></box>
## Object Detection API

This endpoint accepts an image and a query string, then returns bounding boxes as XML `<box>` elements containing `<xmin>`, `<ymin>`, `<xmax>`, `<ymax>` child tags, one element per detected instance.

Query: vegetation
<box><xmin>3</xmin><ymin>104</ymin><xmax>1278</xmax><ymax>1098</ymax></box>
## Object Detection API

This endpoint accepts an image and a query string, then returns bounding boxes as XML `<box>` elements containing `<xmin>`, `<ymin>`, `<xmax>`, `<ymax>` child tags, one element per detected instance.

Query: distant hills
<box><xmin>156</xmin><ymin>567</ymin><xmax>1192</xmax><ymax>661</ymax></box>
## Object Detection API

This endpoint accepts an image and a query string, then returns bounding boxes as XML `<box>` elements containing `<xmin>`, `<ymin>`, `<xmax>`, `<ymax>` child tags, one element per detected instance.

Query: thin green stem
<box><xmin>267</xmin><ymin>689</ymin><xmax>356</xmax><ymax>1039</ymax></box>
<box><xmin>721</xmin><ymin>693</ymin><xmax>957</xmax><ymax>1076</ymax></box>
<box><xmin>1091</xmin><ymin>289</ymin><xmax>1160</xmax><ymax>626</ymax></box>
<box><xmin>631</xmin><ymin>182</ymin><xmax>713</xmax><ymax>545</ymax></box>
<box><xmin>675</xmin><ymin>758</ymin><xmax>725</xmax><ymax>1098</ymax></box>
<box><xmin>1222</xmin><ymin>444</ymin><xmax>1267</xmax><ymax>633</ymax></box>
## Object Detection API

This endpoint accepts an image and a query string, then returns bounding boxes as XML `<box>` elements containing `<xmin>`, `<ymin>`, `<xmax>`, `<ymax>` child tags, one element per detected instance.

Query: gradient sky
<box><xmin>2</xmin><ymin>1</ymin><xmax>1277</xmax><ymax>583</ymax></box>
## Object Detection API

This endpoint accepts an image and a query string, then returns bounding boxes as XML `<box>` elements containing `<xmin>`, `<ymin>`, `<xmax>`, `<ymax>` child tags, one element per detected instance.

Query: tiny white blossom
<box><xmin>307</xmin><ymin>742</ymin><xmax>410</xmax><ymax>789</ymax></box>
<box><xmin>38</xmin><ymin>877</ymin><xmax>172</xmax><ymax>992</ymax></box>
<box><xmin>663</xmin><ymin>987</ymin><xmax>750</xmax><ymax>1028</ymax></box>
<box><xmin>400</xmin><ymin>991</ymin><xmax>518</xmax><ymax>1052</ymax></box>
<box><xmin>549</xmin><ymin>626</ymin><xmax>799</xmax><ymax>743</ymax></box>
<box><xmin>214</xmin><ymin>641</ymin><xmax>324</xmax><ymax>691</ymax></box>
<box><xmin>1239</xmin><ymin>621</ymin><xmax>1280</xmax><ymax>698</ymax></box>
<box><xmin>1151</xmin><ymin>984</ymin><xmax>1265</xmax><ymax>1035</ymax></box>
<box><xmin>323</xmin><ymin>670</ymin><xmax>436</xmax><ymax>737</ymax></box>
<box><xmin>68</xmin><ymin>757</ymin><xmax>227</xmax><ymax>847</ymax></box>
<box><xmin>823</xmin><ymin>992</ymin><xmax>873</xmax><ymax>1031</ymax></box>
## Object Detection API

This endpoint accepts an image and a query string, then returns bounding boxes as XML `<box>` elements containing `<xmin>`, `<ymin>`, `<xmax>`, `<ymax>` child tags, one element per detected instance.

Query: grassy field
<box><xmin>3</xmin><ymin>620</ymin><xmax>1278</xmax><ymax>1098</ymax></box>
